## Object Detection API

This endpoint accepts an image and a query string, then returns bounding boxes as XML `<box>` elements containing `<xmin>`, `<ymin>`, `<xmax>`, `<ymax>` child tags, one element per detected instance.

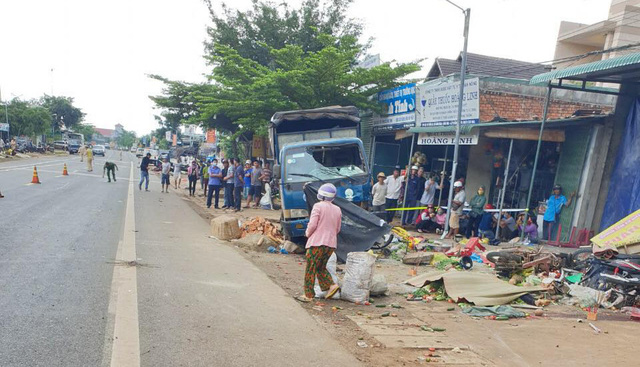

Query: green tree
<box><xmin>40</xmin><ymin>95</ymin><xmax>85</xmax><ymax>131</ymax></box>
<box><xmin>116</xmin><ymin>129</ymin><xmax>137</xmax><ymax>149</ymax></box>
<box><xmin>6</xmin><ymin>99</ymin><xmax>52</xmax><ymax>137</ymax></box>
<box><xmin>75</xmin><ymin>123</ymin><xmax>96</xmax><ymax>142</ymax></box>
<box><xmin>150</xmin><ymin>0</ymin><xmax>419</xmax><ymax>137</ymax></box>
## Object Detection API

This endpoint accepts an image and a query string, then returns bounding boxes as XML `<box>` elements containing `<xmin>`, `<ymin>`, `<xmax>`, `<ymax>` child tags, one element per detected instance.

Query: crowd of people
<box><xmin>369</xmin><ymin>164</ymin><xmax>575</xmax><ymax>245</ymax></box>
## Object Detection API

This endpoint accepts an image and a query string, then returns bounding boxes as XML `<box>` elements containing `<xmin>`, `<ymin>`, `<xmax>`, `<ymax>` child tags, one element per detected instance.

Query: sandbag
<box><xmin>340</xmin><ymin>252</ymin><xmax>376</xmax><ymax>303</ymax></box>
<box><xmin>314</xmin><ymin>252</ymin><xmax>340</xmax><ymax>299</ymax></box>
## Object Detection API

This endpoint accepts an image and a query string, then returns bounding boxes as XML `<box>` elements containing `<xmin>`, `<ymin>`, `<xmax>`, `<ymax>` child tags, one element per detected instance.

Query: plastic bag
<box><xmin>314</xmin><ymin>252</ymin><xmax>340</xmax><ymax>299</ymax></box>
<box><xmin>259</xmin><ymin>183</ymin><xmax>273</xmax><ymax>210</ymax></box>
<box><xmin>340</xmin><ymin>252</ymin><xmax>376</xmax><ymax>303</ymax></box>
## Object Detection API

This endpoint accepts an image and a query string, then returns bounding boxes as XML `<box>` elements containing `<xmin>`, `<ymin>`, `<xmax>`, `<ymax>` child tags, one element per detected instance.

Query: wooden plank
<box><xmin>483</xmin><ymin>127</ymin><xmax>565</xmax><ymax>142</ymax></box>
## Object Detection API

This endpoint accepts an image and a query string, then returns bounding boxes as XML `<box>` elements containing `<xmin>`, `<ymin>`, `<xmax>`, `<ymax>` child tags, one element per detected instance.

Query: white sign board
<box><xmin>165</xmin><ymin>131</ymin><xmax>172</xmax><ymax>141</ymax></box>
<box><xmin>417</xmin><ymin>131</ymin><xmax>479</xmax><ymax>145</ymax></box>
<box><xmin>416</xmin><ymin>78</ymin><xmax>480</xmax><ymax>127</ymax></box>
<box><xmin>358</xmin><ymin>54</ymin><xmax>381</xmax><ymax>69</ymax></box>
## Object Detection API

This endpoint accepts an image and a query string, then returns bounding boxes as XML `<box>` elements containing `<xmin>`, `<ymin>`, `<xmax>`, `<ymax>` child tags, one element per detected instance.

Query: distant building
<box><xmin>92</xmin><ymin>124</ymin><xmax>124</xmax><ymax>144</ymax></box>
<box><xmin>554</xmin><ymin>0</ymin><xmax>640</xmax><ymax>69</ymax></box>
<box><xmin>426</xmin><ymin>52</ymin><xmax>549</xmax><ymax>81</ymax></box>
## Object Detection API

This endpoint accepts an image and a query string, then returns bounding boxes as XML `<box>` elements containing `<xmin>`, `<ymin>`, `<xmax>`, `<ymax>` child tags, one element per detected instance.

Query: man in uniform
<box><xmin>86</xmin><ymin>145</ymin><xmax>94</xmax><ymax>172</ymax></box>
<box><xmin>103</xmin><ymin>161</ymin><xmax>118</xmax><ymax>182</ymax></box>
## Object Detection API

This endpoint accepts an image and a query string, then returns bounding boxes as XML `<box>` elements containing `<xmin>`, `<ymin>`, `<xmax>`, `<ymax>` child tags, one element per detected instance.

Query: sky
<box><xmin>0</xmin><ymin>0</ymin><xmax>611</xmax><ymax>135</ymax></box>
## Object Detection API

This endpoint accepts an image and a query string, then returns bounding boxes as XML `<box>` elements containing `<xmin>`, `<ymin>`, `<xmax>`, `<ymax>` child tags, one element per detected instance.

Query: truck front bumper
<box><xmin>281</xmin><ymin>218</ymin><xmax>309</xmax><ymax>239</ymax></box>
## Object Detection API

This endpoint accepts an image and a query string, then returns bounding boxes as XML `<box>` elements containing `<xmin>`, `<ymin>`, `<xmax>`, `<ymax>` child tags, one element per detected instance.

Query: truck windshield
<box><xmin>284</xmin><ymin>143</ymin><xmax>366</xmax><ymax>183</ymax></box>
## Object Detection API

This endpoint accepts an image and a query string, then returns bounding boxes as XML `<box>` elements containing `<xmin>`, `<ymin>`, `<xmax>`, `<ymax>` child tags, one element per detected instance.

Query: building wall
<box><xmin>479</xmin><ymin>90</ymin><xmax>613</xmax><ymax>122</ymax></box>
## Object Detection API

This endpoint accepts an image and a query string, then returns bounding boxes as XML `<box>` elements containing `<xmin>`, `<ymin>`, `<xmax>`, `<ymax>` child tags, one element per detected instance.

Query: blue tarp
<box><xmin>600</xmin><ymin>99</ymin><xmax>640</xmax><ymax>230</ymax></box>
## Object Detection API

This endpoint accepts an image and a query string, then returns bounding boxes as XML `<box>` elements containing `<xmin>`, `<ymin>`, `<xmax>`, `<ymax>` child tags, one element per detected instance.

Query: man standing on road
<box><xmin>86</xmin><ymin>145</ymin><xmax>94</xmax><ymax>172</ymax></box>
<box><xmin>234</xmin><ymin>158</ymin><xmax>244</xmax><ymax>212</ymax></box>
<box><xmin>78</xmin><ymin>144</ymin><xmax>86</xmax><ymax>162</ymax></box>
<box><xmin>139</xmin><ymin>152</ymin><xmax>151</xmax><ymax>191</ymax></box>
<box><xmin>243</xmin><ymin>161</ymin><xmax>252</xmax><ymax>206</ymax></box>
<box><xmin>207</xmin><ymin>159</ymin><xmax>222</xmax><ymax>209</ymax></box>
<box><xmin>371</xmin><ymin>172</ymin><xmax>387</xmax><ymax>214</ymax></box>
<box><xmin>161</xmin><ymin>158</ymin><xmax>171</xmax><ymax>193</ymax></box>
<box><xmin>222</xmin><ymin>159</ymin><xmax>235</xmax><ymax>209</ymax></box>
<box><xmin>102</xmin><ymin>161</ymin><xmax>118</xmax><ymax>182</ymax></box>
<box><xmin>248</xmin><ymin>160</ymin><xmax>262</xmax><ymax>208</ymax></box>
<box><xmin>384</xmin><ymin>167</ymin><xmax>403</xmax><ymax>223</ymax></box>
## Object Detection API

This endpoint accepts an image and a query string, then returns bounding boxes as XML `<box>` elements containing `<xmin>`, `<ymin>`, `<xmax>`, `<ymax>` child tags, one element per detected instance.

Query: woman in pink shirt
<box><xmin>297</xmin><ymin>183</ymin><xmax>342</xmax><ymax>302</ymax></box>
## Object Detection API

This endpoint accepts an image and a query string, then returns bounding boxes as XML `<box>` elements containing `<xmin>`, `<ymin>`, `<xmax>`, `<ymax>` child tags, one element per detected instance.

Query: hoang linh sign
<box><xmin>417</xmin><ymin>131</ymin><xmax>479</xmax><ymax>145</ymax></box>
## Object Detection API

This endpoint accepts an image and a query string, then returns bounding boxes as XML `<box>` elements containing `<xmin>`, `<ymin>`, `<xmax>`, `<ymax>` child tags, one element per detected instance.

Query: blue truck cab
<box><xmin>269</xmin><ymin>106</ymin><xmax>371</xmax><ymax>240</ymax></box>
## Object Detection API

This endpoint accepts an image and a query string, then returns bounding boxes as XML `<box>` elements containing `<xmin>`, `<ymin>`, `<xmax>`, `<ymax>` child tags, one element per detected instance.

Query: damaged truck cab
<box><xmin>269</xmin><ymin>106</ymin><xmax>371</xmax><ymax>240</ymax></box>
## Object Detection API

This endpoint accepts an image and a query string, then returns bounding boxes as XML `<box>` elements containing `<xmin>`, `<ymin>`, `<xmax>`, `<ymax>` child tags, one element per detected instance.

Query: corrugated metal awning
<box><xmin>530</xmin><ymin>52</ymin><xmax>640</xmax><ymax>85</ymax></box>
<box><xmin>407</xmin><ymin>115</ymin><xmax>607</xmax><ymax>134</ymax></box>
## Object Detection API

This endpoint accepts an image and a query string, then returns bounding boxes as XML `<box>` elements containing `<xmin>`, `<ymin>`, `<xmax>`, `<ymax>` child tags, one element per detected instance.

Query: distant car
<box><xmin>130</xmin><ymin>146</ymin><xmax>136</xmax><ymax>153</ymax></box>
<box><xmin>93</xmin><ymin>145</ymin><xmax>106</xmax><ymax>156</ymax></box>
<box><xmin>53</xmin><ymin>141</ymin><xmax>68</xmax><ymax>150</ymax></box>
<box><xmin>159</xmin><ymin>150</ymin><xmax>170</xmax><ymax>161</ymax></box>
<box><xmin>136</xmin><ymin>148</ymin><xmax>144</xmax><ymax>157</ymax></box>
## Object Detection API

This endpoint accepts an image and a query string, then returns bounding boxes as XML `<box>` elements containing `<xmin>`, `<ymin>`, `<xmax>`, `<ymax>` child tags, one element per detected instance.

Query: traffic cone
<box><xmin>62</xmin><ymin>163</ymin><xmax>69</xmax><ymax>176</ymax></box>
<box><xmin>31</xmin><ymin>166</ymin><xmax>41</xmax><ymax>184</ymax></box>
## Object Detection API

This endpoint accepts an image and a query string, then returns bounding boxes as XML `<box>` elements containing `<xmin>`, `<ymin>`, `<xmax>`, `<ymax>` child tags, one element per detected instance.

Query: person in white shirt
<box><xmin>447</xmin><ymin>181</ymin><xmax>466</xmax><ymax>239</ymax></box>
<box><xmin>173</xmin><ymin>162</ymin><xmax>182</xmax><ymax>189</ymax></box>
<box><xmin>371</xmin><ymin>172</ymin><xmax>388</xmax><ymax>215</ymax></box>
<box><xmin>420</xmin><ymin>176</ymin><xmax>440</xmax><ymax>207</ymax></box>
<box><xmin>384</xmin><ymin>167</ymin><xmax>404</xmax><ymax>223</ymax></box>
<box><xmin>161</xmin><ymin>158</ymin><xmax>171</xmax><ymax>193</ymax></box>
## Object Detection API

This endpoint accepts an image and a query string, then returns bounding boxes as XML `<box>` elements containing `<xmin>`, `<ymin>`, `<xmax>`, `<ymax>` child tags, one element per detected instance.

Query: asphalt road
<box><xmin>0</xmin><ymin>151</ymin><xmax>359</xmax><ymax>367</ymax></box>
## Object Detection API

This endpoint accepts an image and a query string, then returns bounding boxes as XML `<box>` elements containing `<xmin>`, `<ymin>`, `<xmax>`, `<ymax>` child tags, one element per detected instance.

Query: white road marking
<box><xmin>109</xmin><ymin>164</ymin><xmax>141</xmax><ymax>367</ymax></box>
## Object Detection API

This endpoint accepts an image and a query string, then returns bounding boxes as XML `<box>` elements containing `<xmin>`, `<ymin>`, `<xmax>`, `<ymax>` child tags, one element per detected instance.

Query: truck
<box><xmin>269</xmin><ymin>106</ymin><xmax>371</xmax><ymax>240</ymax></box>
<box><xmin>63</xmin><ymin>132</ymin><xmax>84</xmax><ymax>154</ymax></box>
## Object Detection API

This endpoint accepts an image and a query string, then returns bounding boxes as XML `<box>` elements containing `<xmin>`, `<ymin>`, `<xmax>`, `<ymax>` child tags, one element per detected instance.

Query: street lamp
<box><xmin>442</xmin><ymin>0</ymin><xmax>471</xmax><ymax>238</ymax></box>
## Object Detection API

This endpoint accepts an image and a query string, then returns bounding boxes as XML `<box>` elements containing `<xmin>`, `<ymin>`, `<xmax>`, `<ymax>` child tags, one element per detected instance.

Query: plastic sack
<box><xmin>314</xmin><ymin>252</ymin><xmax>340</xmax><ymax>299</ymax></box>
<box><xmin>260</xmin><ymin>183</ymin><xmax>273</xmax><ymax>210</ymax></box>
<box><xmin>340</xmin><ymin>252</ymin><xmax>376</xmax><ymax>303</ymax></box>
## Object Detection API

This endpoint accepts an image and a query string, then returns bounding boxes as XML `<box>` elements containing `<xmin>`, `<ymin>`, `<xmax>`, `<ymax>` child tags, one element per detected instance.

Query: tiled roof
<box><xmin>427</xmin><ymin>52</ymin><xmax>549</xmax><ymax>81</ymax></box>
<box><xmin>94</xmin><ymin>128</ymin><xmax>115</xmax><ymax>137</ymax></box>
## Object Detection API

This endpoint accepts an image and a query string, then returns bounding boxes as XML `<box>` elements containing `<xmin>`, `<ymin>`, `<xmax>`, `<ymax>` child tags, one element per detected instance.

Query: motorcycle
<box><xmin>580</xmin><ymin>254</ymin><xmax>640</xmax><ymax>307</ymax></box>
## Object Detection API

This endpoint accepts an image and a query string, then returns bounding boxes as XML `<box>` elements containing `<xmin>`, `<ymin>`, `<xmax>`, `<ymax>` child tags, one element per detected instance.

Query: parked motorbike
<box><xmin>580</xmin><ymin>255</ymin><xmax>640</xmax><ymax>307</ymax></box>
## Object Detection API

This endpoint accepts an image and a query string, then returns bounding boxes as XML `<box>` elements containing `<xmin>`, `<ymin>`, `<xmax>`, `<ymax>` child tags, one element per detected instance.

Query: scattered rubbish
<box><xmin>375</xmin><ymin>304</ymin><xmax>387</xmax><ymax>308</ymax></box>
<box><xmin>402</xmin><ymin>252</ymin><xmax>434</xmax><ymax>265</ymax></box>
<box><xmin>447</xmin><ymin>307</ymin><xmax>455</xmax><ymax>311</ymax></box>
<box><xmin>381</xmin><ymin>311</ymin><xmax>390</xmax><ymax>317</ymax></box>
<box><xmin>461</xmin><ymin>305</ymin><xmax>526</xmax><ymax>319</ymax></box>
<box><xmin>341</xmin><ymin>252</ymin><xmax>376</xmax><ymax>303</ymax></box>
<box><xmin>407</xmin><ymin>271</ymin><xmax>545</xmax><ymax>306</ymax></box>
<box><xmin>589</xmin><ymin>323</ymin><xmax>601</xmax><ymax>334</ymax></box>
<box><xmin>451</xmin><ymin>347</ymin><xmax>462</xmax><ymax>353</ymax></box>
<box><xmin>391</xmin><ymin>303</ymin><xmax>402</xmax><ymax>309</ymax></box>
<box><xmin>534</xmin><ymin>309</ymin><xmax>545</xmax><ymax>316</ymax></box>
<box><xmin>357</xmin><ymin>340</ymin><xmax>368</xmax><ymax>348</ymax></box>
<box><xmin>370</xmin><ymin>274</ymin><xmax>388</xmax><ymax>296</ymax></box>
<box><xmin>240</xmin><ymin>216</ymin><xmax>283</xmax><ymax>242</ymax></box>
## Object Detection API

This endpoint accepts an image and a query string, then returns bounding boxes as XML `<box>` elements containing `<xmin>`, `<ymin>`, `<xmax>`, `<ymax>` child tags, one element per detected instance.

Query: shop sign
<box><xmin>206</xmin><ymin>129</ymin><xmax>216</xmax><ymax>143</ymax></box>
<box><xmin>417</xmin><ymin>131</ymin><xmax>479</xmax><ymax>145</ymax></box>
<box><xmin>0</xmin><ymin>123</ymin><xmax>9</xmax><ymax>132</ymax></box>
<box><xmin>373</xmin><ymin>83</ymin><xmax>416</xmax><ymax>132</ymax></box>
<box><xmin>165</xmin><ymin>130</ymin><xmax>172</xmax><ymax>141</ymax></box>
<box><xmin>416</xmin><ymin>78</ymin><xmax>479</xmax><ymax>127</ymax></box>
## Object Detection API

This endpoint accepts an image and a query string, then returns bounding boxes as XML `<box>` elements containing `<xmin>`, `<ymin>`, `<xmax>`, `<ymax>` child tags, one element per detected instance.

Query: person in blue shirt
<box><xmin>243</xmin><ymin>160</ymin><xmax>253</xmax><ymax>203</ymax></box>
<box><xmin>542</xmin><ymin>184</ymin><xmax>575</xmax><ymax>240</ymax></box>
<box><xmin>207</xmin><ymin>159</ymin><xmax>223</xmax><ymax>209</ymax></box>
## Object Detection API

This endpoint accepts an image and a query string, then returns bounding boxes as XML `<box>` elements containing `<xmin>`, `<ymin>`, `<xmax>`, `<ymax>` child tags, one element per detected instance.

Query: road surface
<box><xmin>0</xmin><ymin>151</ymin><xmax>359</xmax><ymax>367</ymax></box>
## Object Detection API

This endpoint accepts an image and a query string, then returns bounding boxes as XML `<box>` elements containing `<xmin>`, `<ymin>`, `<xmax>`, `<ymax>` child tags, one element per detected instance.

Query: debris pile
<box><xmin>240</xmin><ymin>217</ymin><xmax>283</xmax><ymax>243</ymax></box>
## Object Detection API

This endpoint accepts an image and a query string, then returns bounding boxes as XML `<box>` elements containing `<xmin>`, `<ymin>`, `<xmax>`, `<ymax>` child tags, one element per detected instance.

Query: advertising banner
<box><xmin>417</xmin><ymin>131</ymin><xmax>479</xmax><ymax>145</ymax></box>
<box><xmin>172</xmin><ymin>134</ymin><xmax>177</xmax><ymax>147</ymax></box>
<box><xmin>372</xmin><ymin>83</ymin><xmax>416</xmax><ymax>133</ymax></box>
<box><xmin>206</xmin><ymin>129</ymin><xmax>216</xmax><ymax>143</ymax></box>
<box><xmin>252</xmin><ymin>136</ymin><xmax>266</xmax><ymax>158</ymax></box>
<box><xmin>0</xmin><ymin>123</ymin><xmax>9</xmax><ymax>132</ymax></box>
<box><xmin>165</xmin><ymin>131</ymin><xmax>172</xmax><ymax>141</ymax></box>
<box><xmin>416</xmin><ymin>78</ymin><xmax>479</xmax><ymax>127</ymax></box>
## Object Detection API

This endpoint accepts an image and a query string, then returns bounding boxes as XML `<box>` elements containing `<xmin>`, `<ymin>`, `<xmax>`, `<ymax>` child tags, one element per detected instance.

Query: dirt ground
<box><xmin>176</xmin><ymin>186</ymin><xmax>639</xmax><ymax>367</ymax></box>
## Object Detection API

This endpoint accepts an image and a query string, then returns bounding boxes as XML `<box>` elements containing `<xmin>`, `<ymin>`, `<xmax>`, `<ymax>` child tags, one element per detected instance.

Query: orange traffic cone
<box><xmin>62</xmin><ymin>163</ymin><xmax>69</xmax><ymax>176</ymax></box>
<box><xmin>31</xmin><ymin>166</ymin><xmax>41</xmax><ymax>184</ymax></box>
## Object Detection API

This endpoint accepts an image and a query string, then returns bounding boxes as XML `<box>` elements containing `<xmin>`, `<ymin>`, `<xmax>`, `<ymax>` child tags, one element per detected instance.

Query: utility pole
<box><xmin>442</xmin><ymin>0</ymin><xmax>471</xmax><ymax>238</ymax></box>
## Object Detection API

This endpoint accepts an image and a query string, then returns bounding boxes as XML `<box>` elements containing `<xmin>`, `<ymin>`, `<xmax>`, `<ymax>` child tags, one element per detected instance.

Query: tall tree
<box><xmin>40</xmin><ymin>95</ymin><xmax>85</xmax><ymax>131</ymax></box>
<box><xmin>6</xmin><ymin>99</ymin><xmax>51</xmax><ymax>137</ymax></box>
<box><xmin>150</xmin><ymin>0</ymin><xmax>419</xmax><ymax>137</ymax></box>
